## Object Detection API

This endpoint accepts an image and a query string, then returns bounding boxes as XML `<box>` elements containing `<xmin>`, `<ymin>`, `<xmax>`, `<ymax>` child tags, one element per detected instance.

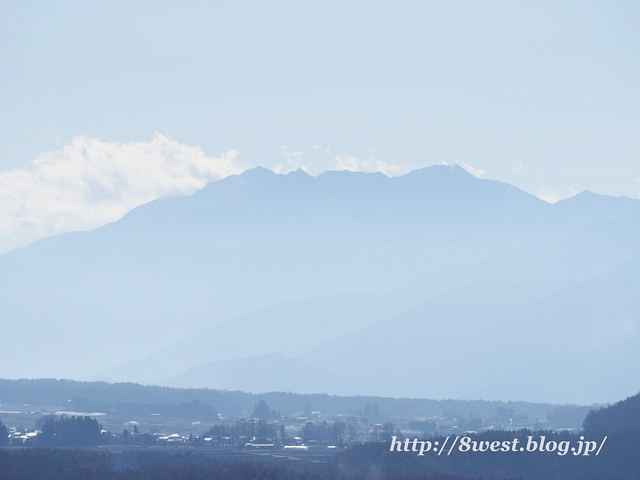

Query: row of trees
<box><xmin>301</xmin><ymin>421</ymin><xmax>353</xmax><ymax>445</ymax></box>
<box><xmin>2</xmin><ymin>415</ymin><xmax>106</xmax><ymax>447</ymax></box>
<box><xmin>205</xmin><ymin>418</ymin><xmax>281</xmax><ymax>446</ymax></box>
<box><xmin>35</xmin><ymin>415</ymin><xmax>108</xmax><ymax>447</ymax></box>
<box><xmin>68</xmin><ymin>397</ymin><xmax>218</xmax><ymax>419</ymax></box>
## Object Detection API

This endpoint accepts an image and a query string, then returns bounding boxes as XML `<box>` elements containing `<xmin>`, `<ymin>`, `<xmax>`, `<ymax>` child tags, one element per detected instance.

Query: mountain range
<box><xmin>1</xmin><ymin>165</ymin><xmax>638</xmax><ymax>405</ymax></box>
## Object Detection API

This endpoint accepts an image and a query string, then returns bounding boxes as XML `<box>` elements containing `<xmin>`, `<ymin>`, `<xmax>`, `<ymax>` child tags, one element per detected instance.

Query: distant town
<box><xmin>0</xmin><ymin>379</ymin><xmax>591</xmax><ymax>450</ymax></box>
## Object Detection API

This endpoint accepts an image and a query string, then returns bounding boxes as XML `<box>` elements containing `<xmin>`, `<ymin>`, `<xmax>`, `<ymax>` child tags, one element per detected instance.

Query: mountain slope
<box><xmin>0</xmin><ymin>166</ymin><xmax>637</xmax><ymax>380</ymax></box>
<box><xmin>99</xmin><ymin>208</ymin><xmax>640</xmax><ymax>391</ymax></box>
<box><xmin>92</xmin><ymin>292</ymin><xmax>400</xmax><ymax>383</ymax></box>
<box><xmin>298</xmin><ymin>255</ymin><xmax>640</xmax><ymax>404</ymax></box>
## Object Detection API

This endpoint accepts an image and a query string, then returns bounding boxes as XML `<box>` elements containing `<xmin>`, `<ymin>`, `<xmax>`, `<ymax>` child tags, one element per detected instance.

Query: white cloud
<box><xmin>512</xmin><ymin>161</ymin><xmax>538</xmax><ymax>176</ymax></box>
<box><xmin>275</xmin><ymin>145</ymin><xmax>305</xmax><ymax>174</ymax></box>
<box><xmin>311</xmin><ymin>144</ymin><xmax>331</xmax><ymax>154</ymax></box>
<box><xmin>455</xmin><ymin>161</ymin><xmax>486</xmax><ymax>178</ymax></box>
<box><xmin>333</xmin><ymin>154</ymin><xmax>413</xmax><ymax>177</ymax></box>
<box><xmin>513</xmin><ymin>161</ymin><xmax>524</xmax><ymax>175</ymax></box>
<box><xmin>636</xmin><ymin>178</ymin><xmax>640</xmax><ymax>198</ymax></box>
<box><xmin>535</xmin><ymin>185</ymin><xmax>578</xmax><ymax>204</ymax></box>
<box><xmin>0</xmin><ymin>134</ymin><xmax>243</xmax><ymax>253</ymax></box>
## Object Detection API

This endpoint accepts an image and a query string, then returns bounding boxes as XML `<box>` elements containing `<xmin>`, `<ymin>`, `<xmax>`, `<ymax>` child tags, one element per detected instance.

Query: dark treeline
<box><xmin>0</xmin><ymin>379</ymin><xmax>243</xmax><ymax>417</ymax></box>
<box><xmin>0</xmin><ymin>448</ymin><xmax>482</xmax><ymax>480</ymax></box>
<box><xmin>0</xmin><ymin>448</ymin><xmax>108</xmax><ymax>471</ymax></box>
<box><xmin>333</xmin><ymin>430</ymin><xmax>640</xmax><ymax>480</ymax></box>
<box><xmin>68</xmin><ymin>397</ymin><xmax>217</xmax><ymax>419</ymax></box>
<box><xmin>0</xmin><ymin>378</ymin><xmax>591</xmax><ymax>423</ymax></box>
<box><xmin>2</xmin><ymin>443</ymin><xmax>640</xmax><ymax>480</ymax></box>
<box><xmin>583</xmin><ymin>391</ymin><xmax>640</xmax><ymax>433</ymax></box>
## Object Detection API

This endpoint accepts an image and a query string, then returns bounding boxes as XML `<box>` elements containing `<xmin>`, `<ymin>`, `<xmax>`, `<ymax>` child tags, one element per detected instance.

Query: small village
<box><xmin>1</xmin><ymin>398</ymin><xmax>575</xmax><ymax>450</ymax></box>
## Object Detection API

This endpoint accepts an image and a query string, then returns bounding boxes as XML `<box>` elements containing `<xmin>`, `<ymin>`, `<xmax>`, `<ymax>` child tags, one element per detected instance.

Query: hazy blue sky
<box><xmin>1</xmin><ymin>1</ymin><xmax>639</xmax><ymax>251</ymax></box>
